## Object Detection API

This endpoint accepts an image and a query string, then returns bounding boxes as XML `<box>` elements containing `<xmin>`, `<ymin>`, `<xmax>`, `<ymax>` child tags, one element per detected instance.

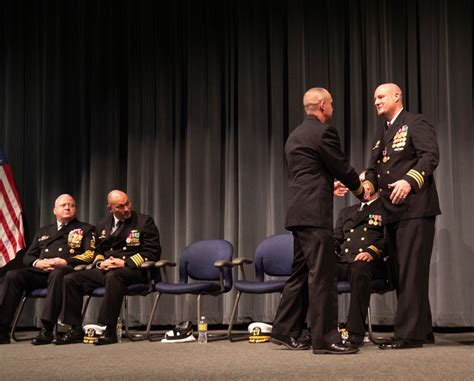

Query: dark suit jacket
<box><xmin>333</xmin><ymin>199</ymin><xmax>384</xmax><ymax>263</ymax></box>
<box><xmin>285</xmin><ymin>115</ymin><xmax>364</xmax><ymax>229</ymax></box>
<box><xmin>23</xmin><ymin>218</ymin><xmax>96</xmax><ymax>268</ymax></box>
<box><xmin>365</xmin><ymin>110</ymin><xmax>441</xmax><ymax>224</ymax></box>
<box><xmin>94</xmin><ymin>211</ymin><xmax>161</xmax><ymax>269</ymax></box>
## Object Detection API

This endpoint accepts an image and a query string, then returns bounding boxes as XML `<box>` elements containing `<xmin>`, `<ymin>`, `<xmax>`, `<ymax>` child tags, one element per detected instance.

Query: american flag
<box><xmin>0</xmin><ymin>146</ymin><xmax>25</xmax><ymax>267</ymax></box>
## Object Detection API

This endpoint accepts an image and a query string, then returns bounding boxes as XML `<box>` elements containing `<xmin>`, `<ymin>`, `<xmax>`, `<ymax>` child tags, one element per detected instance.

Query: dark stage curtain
<box><xmin>1</xmin><ymin>0</ymin><xmax>472</xmax><ymax>327</ymax></box>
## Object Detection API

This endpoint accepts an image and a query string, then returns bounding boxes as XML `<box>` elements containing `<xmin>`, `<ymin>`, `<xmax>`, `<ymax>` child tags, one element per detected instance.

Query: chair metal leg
<box><xmin>81</xmin><ymin>295</ymin><xmax>92</xmax><ymax>323</ymax></box>
<box><xmin>196</xmin><ymin>293</ymin><xmax>227</xmax><ymax>342</ymax></box>
<box><xmin>124</xmin><ymin>295</ymin><xmax>146</xmax><ymax>341</ymax></box>
<box><xmin>367</xmin><ymin>305</ymin><xmax>389</xmax><ymax>344</ymax></box>
<box><xmin>10</xmin><ymin>295</ymin><xmax>29</xmax><ymax>342</ymax></box>
<box><xmin>196</xmin><ymin>294</ymin><xmax>202</xmax><ymax>327</ymax></box>
<box><xmin>146</xmin><ymin>292</ymin><xmax>163</xmax><ymax>341</ymax></box>
<box><xmin>227</xmin><ymin>291</ymin><xmax>247</xmax><ymax>342</ymax></box>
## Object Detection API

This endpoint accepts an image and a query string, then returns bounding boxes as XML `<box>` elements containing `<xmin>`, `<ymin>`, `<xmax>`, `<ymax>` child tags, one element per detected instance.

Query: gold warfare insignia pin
<box><xmin>99</xmin><ymin>230</ymin><xmax>107</xmax><ymax>239</ymax></box>
<box><xmin>372</xmin><ymin>140</ymin><xmax>380</xmax><ymax>150</ymax></box>
<box><xmin>39</xmin><ymin>235</ymin><xmax>49</xmax><ymax>241</ymax></box>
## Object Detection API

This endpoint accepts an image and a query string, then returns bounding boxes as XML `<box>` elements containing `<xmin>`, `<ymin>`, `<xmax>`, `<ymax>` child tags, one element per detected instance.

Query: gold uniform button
<box><xmin>45</xmin><ymin>249</ymin><xmax>49</xmax><ymax>253</ymax></box>
<box><xmin>347</xmin><ymin>238</ymin><xmax>351</xmax><ymax>242</ymax></box>
<box><xmin>377</xmin><ymin>174</ymin><xmax>381</xmax><ymax>178</ymax></box>
<box><xmin>386</xmin><ymin>170</ymin><xmax>390</xmax><ymax>174</ymax></box>
<box><xmin>70</xmin><ymin>249</ymin><xmax>75</xmax><ymax>254</ymax></box>
<box><xmin>364</xmin><ymin>228</ymin><xmax>367</xmax><ymax>231</ymax></box>
<box><xmin>122</xmin><ymin>256</ymin><xmax>126</xmax><ymax>260</ymax></box>
<box><xmin>123</xmin><ymin>247</ymin><xmax>127</xmax><ymax>250</ymax></box>
<box><xmin>110</xmin><ymin>248</ymin><xmax>113</xmax><ymax>251</ymax></box>
<box><xmin>350</xmin><ymin>229</ymin><xmax>354</xmax><ymax>233</ymax></box>
<box><xmin>345</xmin><ymin>249</ymin><xmax>349</xmax><ymax>253</ymax></box>
<box><xmin>377</xmin><ymin>160</ymin><xmax>380</xmax><ymax>164</ymax></box>
<box><xmin>422</xmin><ymin>171</ymin><xmax>426</xmax><ymax>175</ymax></box>
<box><xmin>359</xmin><ymin>248</ymin><xmax>363</xmax><ymax>252</ymax></box>
<box><xmin>58</xmin><ymin>248</ymin><xmax>62</xmax><ymax>252</ymax></box>
<box><xmin>379</xmin><ymin>189</ymin><xmax>382</xmax><ymax>193</ymax></box>
<box><xmin>361</xmin><ymin>237</ymin><xmax>365</xmax><ymax>241</ymax></box>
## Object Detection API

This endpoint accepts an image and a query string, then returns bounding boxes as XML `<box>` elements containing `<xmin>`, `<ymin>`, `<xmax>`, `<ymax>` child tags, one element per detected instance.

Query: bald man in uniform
<box><xmin>0</xmin><ymin>194</ymin><xmax>95</xmax><ymax>345</ymax></box>
<box><xmin>364</xmin><ymin>83</ymin><xmax>440</xmax><ymax>349</ymax></box>
<box><xmin>270</xmin><ymin>87</ymin><xmax>369</xmax><ymax>355</ymax></box>
<box><xmin>57</xmin><ymin>190</ymin><xmax>161</xmax><ymax>345</ymax></box>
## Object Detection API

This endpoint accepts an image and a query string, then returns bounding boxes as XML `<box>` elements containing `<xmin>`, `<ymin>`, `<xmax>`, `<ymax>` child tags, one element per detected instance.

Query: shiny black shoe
<box><xmin>31</xmin><ymin>328</ymin><xmax>54</xmax><ymax>345</ymax></box>
<box><xmin>94</xmin><ymin>326</ymin><xmax>118</xmax><ymax>346</ymax></box>
<box><xmin>299</xmin><ymin>329</ymin><xmax>312</xmax><ymax>347</ymax></box>
<box><xmin>425</xmin><ymin>332</ymin><xmax>435</xmax><ymax>344</ymax></box>
<box><xmin>270</xmin><ymin>334</ymin><xmax>311</xmax><ymax>350</ymax></box>
<box><xmin>379</xmin><ymin>338</ymin><xmax>423</xmax><ymax>349</ymax></box>
<box><xmin>313</xmin><ymin>342</ymin><xmax>359</xmax><ymax>354</ymax></box>
<box><xmin>344</xmin><ymin>333</ymin><xmax>365</xmax><ymax>347</ymax></box>
<box><xmin>0</xmin><ymin>326</ymin><xmax>10</xmax><ymax>345</ymax></box>
<box><xmin>55</xmin><ymin>327</ymin><xmax>83</xmax><ymax>345</ymax></box>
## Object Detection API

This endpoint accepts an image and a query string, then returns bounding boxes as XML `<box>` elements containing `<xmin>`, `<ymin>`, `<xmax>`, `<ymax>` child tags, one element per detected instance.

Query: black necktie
<box><xmin>385</xmin><ymin>122</ymin><xmax>391</xmax><ymax>132</ymax></box>
<box><xmin>112</xmin><ymin>221</ymin><xmax>123</xmax><ymax>235</ymax></box>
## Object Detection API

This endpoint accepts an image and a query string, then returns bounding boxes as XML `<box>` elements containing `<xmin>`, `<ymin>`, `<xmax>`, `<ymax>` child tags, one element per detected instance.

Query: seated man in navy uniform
<box><xmin>334</xmin><ymin>179</ymin><xmax>384</xmax><ymax>347</ymax></box>
<box><xmin>0</xmin><ymin>194</ymin><xmax>95</xmax><ymax>345</ymax></box>
<box><xmin>56</xmin><ymin>190</ymin><xmax>161</xmax><ymax>345</ymax></box>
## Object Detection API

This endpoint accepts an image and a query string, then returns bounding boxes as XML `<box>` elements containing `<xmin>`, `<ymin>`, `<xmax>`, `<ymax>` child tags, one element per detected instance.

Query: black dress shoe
<box><xmin>270</xmin><ymin>334</ymin><xmax>311</xmax><ymax>350</ymax></box>
<box><xmin>313</xmin><ymin>342</ymin><xmax>359</xmax><ymax>354</ymax></box>
<box><xmin>299</xmin><ymin>329</ymin><xmax>312</xmax><ymax>347</ymax></box>
<box><xmin>379</xmin><ymin>338</ymin><xmax>423</xmax><ymax>349</ymax></box>
<box><xmin>32</xmin><ymin>328</ymin><xmax>54</xmax><ymax>345</ymax></box>
<box><xmin>344</xmin><ymin>333</ymin><xmax>364</xmax><ymax>347</ymax></box>
<box><xmin>55</xmin><ymin>327</ymin><xmax>83</xmax><ymax>345</ymax></box>
<box><xmin>94</xmin><ymin>327</ymin><xmax>118</xmax><ymax>346</ymax></box>
<box><xmin>425</xmin><ymin>332</ymin><xmax>435</xmax><ymax>344</ymax></box>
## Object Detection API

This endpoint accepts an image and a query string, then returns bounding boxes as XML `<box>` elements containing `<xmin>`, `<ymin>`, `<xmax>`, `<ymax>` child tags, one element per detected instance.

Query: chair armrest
<box><xmin>232</xmin><ymin>257</ymin><xmax>253</xmax><ymax>266</ymax></box>
<box><xmin>155</xmin><ymin>260</ymin><xmax>177</xmax><ymax>268</ymax></box>
<box><xmin>214</xmin><ymin>260</ymin><xmax>233</xmax><ymax>268</ymax></box>
<box><xmin>74</xmin><ymin>264</ymin><xmax>88</xmax><ymax>271</ymax></box>
<box><xmin>231</xmin><ymin>257</ymin><xmax>253</xmax><ymax>282</ymax></box>
<box><xmin>140</xmin><ymin>261</ymin><xmax>156</xmax><ymax>269</ymax></box>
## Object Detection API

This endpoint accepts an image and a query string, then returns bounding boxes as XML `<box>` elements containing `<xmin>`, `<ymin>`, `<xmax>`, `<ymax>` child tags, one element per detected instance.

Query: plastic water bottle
<box><xmin>198</xmin><ymin>316</ymin><xmax>208</xmax><ymax>343</ymax></box>
<box><xmin>116</xmin><ymin>317</ymin><xmax>123</xmax><ymax>343</ymax></box>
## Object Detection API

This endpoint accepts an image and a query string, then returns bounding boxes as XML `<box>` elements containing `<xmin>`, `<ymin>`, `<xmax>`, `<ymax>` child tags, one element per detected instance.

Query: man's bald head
<box><xmin>303</xmin><ymin>87</ymin><xmax>334</xmax><ymax>123</ymax></box>
<box><xmin>374</xmin><ymin>83</ymin><xmax>404</xmax><ymax>121</ymax></box>
<box><xmin>107</xmin><ymin>190</ymin><xmax>133</xmax><ymax>221</ymax></box>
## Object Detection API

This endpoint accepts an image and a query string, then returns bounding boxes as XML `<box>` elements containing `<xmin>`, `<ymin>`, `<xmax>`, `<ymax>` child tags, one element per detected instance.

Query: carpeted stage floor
<box><xmin>1</xmin><ymin>330</ymin><xmax>473</xmax><ymax>380</ymax></box>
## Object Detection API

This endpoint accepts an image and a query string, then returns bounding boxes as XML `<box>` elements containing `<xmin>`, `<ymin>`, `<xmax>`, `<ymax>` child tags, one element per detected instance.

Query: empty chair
<box><xmin>146</xmin><ymin>239</ymin><xmax>234</xmax><ymax>341</ymax></box>
<box><xmin>227</xmin><ymin>233</ymin><xmax>294</xmax><ymax>341</ymax></box>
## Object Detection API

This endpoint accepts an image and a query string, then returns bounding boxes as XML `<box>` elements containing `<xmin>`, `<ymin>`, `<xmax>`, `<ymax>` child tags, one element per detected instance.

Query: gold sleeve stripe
<box><xmin>407</xmin><ymin>169</ymin><xmax>424</xmax><ymax>188</ymax></box>
<box><xmin>130</xmin><ymin>254</ymin><xmax>145</xmax><ymax>267</ymax></box>
<box><xmin>352</xmin><ymin>183</ymin><xmax>364</xmax><ymax>197</ymax></box>
<box><xmin>93</xmin><ymin>254</ymin><xmax>105</xmax><ymax>263</ymax></box>
<box><xmin>362</xmin><ymin>180</ymin><xmax>375</xmax><ymax>195</ymax></box>
<box><xmin>408</xmin><ymin>169</ymin><xmax>424</xmax><ymax>186</ymax></box>
<box><xmin>368</xmin><ymin>245</ymin><xmax>381</xmax><ymax>256</ymax></box>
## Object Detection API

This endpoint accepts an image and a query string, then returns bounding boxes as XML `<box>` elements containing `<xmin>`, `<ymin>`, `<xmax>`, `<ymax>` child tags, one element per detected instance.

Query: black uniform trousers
<box><xmin>62</xmin><ymin>267</ymin><xmax>147</xmax><ymax>327</ymax></box>
<box><xmin>337</xmin><ymin>261</ymin><xmax>373</xmax><ymax>337</ymax></box>
<box><xmin>0</xmin><ymin>267</ymin><xmax>75</xmax><ymax>329</ymax></box>
<box><xmin>272</xmin><ymin>227</ymin><xmax>340</xmax><ymax>348</ymax></box>
<box><xmin>386</xmin><ymin>217</ymin><xmax>435</xmax><ymax>341</ymax></box>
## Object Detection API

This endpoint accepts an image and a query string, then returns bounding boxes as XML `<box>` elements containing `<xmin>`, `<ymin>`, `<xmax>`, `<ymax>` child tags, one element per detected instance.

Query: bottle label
<box><xmin>198</xmin><ymin>323</ymin><xmax>208</xmax><ymax>331</ymax></box>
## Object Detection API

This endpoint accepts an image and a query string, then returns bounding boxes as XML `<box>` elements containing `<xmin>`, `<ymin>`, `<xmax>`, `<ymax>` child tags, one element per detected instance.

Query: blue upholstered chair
<box><xmin>10</xmin><ymin>287</ymin><xmax>49</xmax><ymax>341</ymax></box>
<box><xmin>145</xmin><ymin>239</ymin><xmax>234</xmax><ymax>341</ymax></box>
<box><xmin>227</xmin><ymin>233</ymin><xmax>294</xmax><ymax>341</ymax></box>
